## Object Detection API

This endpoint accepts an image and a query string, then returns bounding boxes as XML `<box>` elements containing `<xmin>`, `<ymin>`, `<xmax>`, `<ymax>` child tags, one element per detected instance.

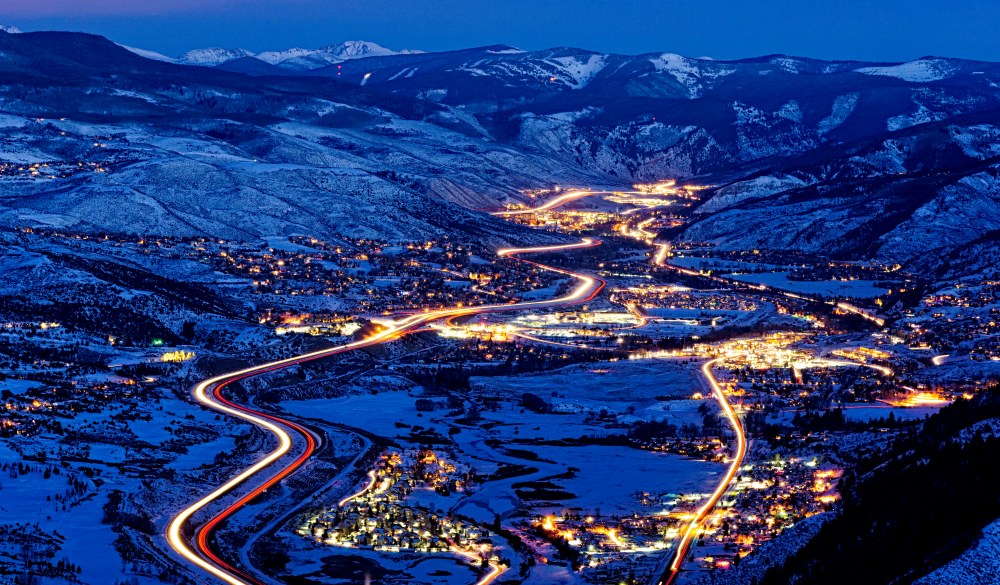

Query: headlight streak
<box><xmin>168</xmin><ymin>238</ymin><xmax>604</xmax><ymax>585</ymax></box>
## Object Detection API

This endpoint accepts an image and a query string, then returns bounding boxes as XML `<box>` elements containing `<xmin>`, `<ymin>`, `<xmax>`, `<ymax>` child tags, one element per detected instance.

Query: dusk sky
<box><xmin>2</xmin><ymin>0</ymin><xmax>998</xmax><ymax>62</ymax></box>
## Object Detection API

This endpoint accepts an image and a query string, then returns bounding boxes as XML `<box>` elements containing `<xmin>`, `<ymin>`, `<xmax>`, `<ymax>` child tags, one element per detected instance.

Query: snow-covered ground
<box><xmin>726</xmin><ymin>271</ymin><xmax>889</xmax><ymax>298</ymax></box>
<box><xmin>916</xmin><ymin>518</ymin><xmax>1000</xmax><ymax>584</ymax></box>
<box><xmin>855</xmin><ymin>59</ymin><xmax>958</xmax><ymax>83</ymax></box>
<box><xmin>838</xmin><ymin>403</ymin><xmax>943</xmax><ymax>422</ymax></box>
<box><xmin>279</xmin><ymin>357</ymin><xmax>725</xmax><ymax>583</ymax></box>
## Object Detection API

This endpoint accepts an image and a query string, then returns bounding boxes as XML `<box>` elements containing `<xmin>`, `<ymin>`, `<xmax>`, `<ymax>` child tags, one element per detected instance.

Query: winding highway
<box><xmin>495</xmin><ymin>187</ymin><xmax>879</xmax><ymax>584</ymax></box>
<box><xmin>498</xmin><ymin>188</ymin><xmax>752</xmax><ymax>584</ymax></box>
<box><xmin>496</xmin><ymin>188</ymin><xmax>751</xmax><ymax>584</ymax></box>
<box><xmin>512</xmin><ymin>188</ymin><xmax>752</xmax><ymax>584</ymax></box>
<box><xmin>170</xmin><ymin>186</ymin><xmax>759</xmax><ymax>585</ymax></box>
<box><xmin>167</xmin><ymin>238</ymin><xmax>604</xmax><ymax>584</ymax></box>
<box><xmin>638</xmin><ymin>201</ymin><xmax>749</xmax><ymax>585</ymax></box>
<box><xmin>492</xmin><ymin>189</ymin><xmax>597</xmax><ymax>216</ymax></box>
<box><xmin>654</xmin><ymin>358</ymin><xmax>747</xmax><ymax>585</ymax></box>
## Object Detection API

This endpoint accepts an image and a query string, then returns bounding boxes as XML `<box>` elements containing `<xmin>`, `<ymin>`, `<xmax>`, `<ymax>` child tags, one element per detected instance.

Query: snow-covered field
<box><xmin>838</xmin><ymin>403</ymin><xmax>943</xmax><ymax>422</ymax></box>
<box><xmin>726</xmin><ymin>271</ymin><xmax>889</xmax><ymax>298</ymax></box>
<box><xmin>0</xmin><ymin>442</ymin><xmax>142</xmax><ymax>584</ymax></box>
<box><xmin>280</xmin><ymin>357</ymin><xmax>724</xmax><ymax>582</ymax></box>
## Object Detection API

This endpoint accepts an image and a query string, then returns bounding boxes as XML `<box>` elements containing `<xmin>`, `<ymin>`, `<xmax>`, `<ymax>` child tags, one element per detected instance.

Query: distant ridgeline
<box><xmin>0</xmin><ymin>29</ymin><xmax>999</xmax><ymax>265</ymax></box>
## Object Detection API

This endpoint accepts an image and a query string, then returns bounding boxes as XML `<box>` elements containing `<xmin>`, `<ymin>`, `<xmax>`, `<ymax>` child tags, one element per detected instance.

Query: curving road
<box><xmin>168</xmin><ymin>238</ymin><xmax>605</xmax><ymax>585</ymax></box>
<box><xmin>171</xmin><ymin>185</ymin><xmax>757</xmax><ymax>585</ymax></box>
<box><xmin>497</xmin><ymin>188</ymin><xmax>752</xmax><ymax>585</ymax></box>
<box><xmin>654</xmin><ymin>358</ymin><xmax>747</xmax><ymax>585</ymax></box>
<box><xmin>502</xmin><ymin>188</ymin><xmax>752</xmax><ymax>584</ymax></box>
<box><xmin>637</xmin><ymin>206</ymin><xmax>749</xmax><ymax>584</ymax></box>
<box><xmin>498</xmin><ymin>189</ymin><xmax>752</xmax><ymax>584</ymax></box>
<box><xmin>492</xmin><ymin>189</ymin><xmax>598</xmax><ymax>216</ymax></box>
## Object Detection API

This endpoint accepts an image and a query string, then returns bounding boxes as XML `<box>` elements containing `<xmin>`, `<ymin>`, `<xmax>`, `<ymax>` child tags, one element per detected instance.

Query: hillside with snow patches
<box><xmin>2</xmin><ymin>27</ymin><xmax>1000</xmax><ymax>268</ymax></box>
<box><xmin>916</xmin><ymin>519</ymin><xmax>1000</xmax><ymax>585</ymax></box>
<box><xmin>855</xmin><ymin>58</ymin><xmax>959</xmax><ymax>82</ymax></box>
<box><xmin>2</xmin><ymin>26</ymin><xmax>1000</xmax><ymax>585</ymax></box>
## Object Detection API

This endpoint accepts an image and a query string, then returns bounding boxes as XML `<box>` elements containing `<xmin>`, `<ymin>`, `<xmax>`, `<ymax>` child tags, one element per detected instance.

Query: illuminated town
<box><xmin>1</xmin><ymin>9</ymin><xmax>999</xmax><ymax>585</ymax></box>
<box><xmin>5</xmin><ymin>175</ymin><xmax>994</xmax><ymax>585</ymax></box>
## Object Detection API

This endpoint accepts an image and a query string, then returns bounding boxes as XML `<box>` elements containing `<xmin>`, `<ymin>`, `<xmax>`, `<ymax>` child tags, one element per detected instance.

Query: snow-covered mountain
<box><xmin>3</xmin><ymin>27</ymin><xmax>1000</xmax><ymax>585</ymax></box>
<box><xmin>178</xmin><ymin>47</ymin><xmax>254</xmax><ymax>66</ymax></box>
<box><xmin>855</xmin><ymin>58</ymin><xmax>959</xmax><ymax>82</ymax></box>
<box><xmin>3</xmin><ymin>29</ymin><xmax>1000</xmax><ymax>269</ymax></box>
<box><xmin>0</xmin><ymin>32</ymin><xmax>592</xmax><ymax>246</ymax></box>
<box><xmin>256</xmin><ymin>40</ymin><xmax>421</xmax><ymax>69</ymax></box>
<box><xmin>0</xmin><ymin>24</ymin><xmax>21</xmax><ymax>34</ymax></box>
<box><xmin>123</xmin><ymin>40</ymin><xmax>421</xmax><ymax>68</ymax></box>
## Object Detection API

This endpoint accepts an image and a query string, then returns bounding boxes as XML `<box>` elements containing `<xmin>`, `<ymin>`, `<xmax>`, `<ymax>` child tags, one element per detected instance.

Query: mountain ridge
<box><xmin>0</xmin><ymin>28</ymin><xmax>999</xmax><ymax>271</ymax></box>
<box><xmin>116</xmin><ymin>39</ymin><xmax>423</xmax><ymax>68</ymax></box>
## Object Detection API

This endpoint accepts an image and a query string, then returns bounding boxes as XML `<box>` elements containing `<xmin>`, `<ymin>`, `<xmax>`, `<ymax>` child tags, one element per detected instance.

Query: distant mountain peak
<box><xmin>118</xmin><ymin>39</ymin><xmax>422</xmax><ymax>69</ymax></box>
<box><xmin>323</xmin><ymin>40</ymin><xmax>421</xmax><ymax>59</ymax></box>
<box><xmin>178</xmin><ymin>47</ymin><xmax>254</xmax><ymax>66</ymax></box>
<box><xmin>256</xmin><ymin>40</ymin><xmax>421</xmax><ymax>69</ymax></box>
<box><xmin>113</xmin><ymin>40</ymin><xmax>427</xmax><ymax>70</ymax></box>
<box><xmin>0</xmin><ymin>24</ymin><xmax>22</xmax><ymax>34</ymax></box>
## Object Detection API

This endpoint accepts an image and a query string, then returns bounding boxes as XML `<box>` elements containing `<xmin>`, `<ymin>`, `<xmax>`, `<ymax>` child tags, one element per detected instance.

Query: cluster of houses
<box><xmin>298</xmin><ymin>449</ymin><xmax>492</xmax><ymax>555</ymax></box>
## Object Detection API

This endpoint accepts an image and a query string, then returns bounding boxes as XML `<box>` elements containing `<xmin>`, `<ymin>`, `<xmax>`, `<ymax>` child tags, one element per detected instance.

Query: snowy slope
<box><xmin>0</xmin><ymin>102</ymin><xmax>598</xmax><ymax>245</ymax></box>
<box><xmin>877</xmin><ymin>169</ymin><xmax>1000</xmax><ymax>261</ymax></box>
<box><xmin>178</xmin><ymin>47</ymin><xmax>254</xmax><ymax>66</ymax></box>
<box><xmin>549</xmin><ymin>54</ymin><xmax>608</xmax><ymax>88</ymax></box>
<box><xmin>119</xmin><ymin>44</ymin><xmax>177</xmax><ymax>62</ymax></box>
<box><xmin>916</xmin><ymin>519</ymin><xmax>1000</xmax><ymax>584</ymax></box>
<box><xmin>855</xmin><ymin>58</ymin><xmax>958</xmax><ymax>82</ymax></box>
<box><xmin>648</xmin><ymin>53</ymin><xmax>735</xmax><ymax>98</ymax></box>
<box><xmin>682</xmin><ymin>122</ymin><xmax>1000</xmax><ymax>264</ymax></box>
<box><xmin>3</xmin><ymin>29</ymin><xmax>1000</xmax><ymax>266</ymax></box>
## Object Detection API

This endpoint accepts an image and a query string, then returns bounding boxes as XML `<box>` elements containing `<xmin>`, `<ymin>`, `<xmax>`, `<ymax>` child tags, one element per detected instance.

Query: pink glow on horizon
<box><xmin>1</xmin><ymin>0</ymin><xmax>295</xmax><ymax>17</ymax></box>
